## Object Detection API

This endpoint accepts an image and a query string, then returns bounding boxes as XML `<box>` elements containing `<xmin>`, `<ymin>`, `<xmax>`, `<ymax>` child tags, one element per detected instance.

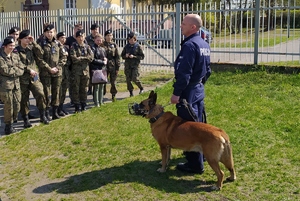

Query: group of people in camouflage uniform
<box><xmin>0</xmin><ymin>23</ymin><xmax>145</xmax><ymax>135</ymax></box>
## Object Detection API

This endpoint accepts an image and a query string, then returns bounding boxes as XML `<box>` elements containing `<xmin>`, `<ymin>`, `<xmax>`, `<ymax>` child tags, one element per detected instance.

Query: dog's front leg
<box><xmin>157</xmin><ymin>145</ymin><xmax>168</xmax><ymax>173</ymax></box>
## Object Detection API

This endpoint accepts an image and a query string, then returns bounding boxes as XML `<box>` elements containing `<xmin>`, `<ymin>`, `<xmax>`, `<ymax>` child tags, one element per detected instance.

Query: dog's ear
<box><xmin>148</xmin><ymin>90</ymin><xmax>155</xmax><ymax>99</ymax></box>
<box><xmin>152</xmin><ymin>93</ymin><xmax>157</xmax><ymax>105</ymax></box>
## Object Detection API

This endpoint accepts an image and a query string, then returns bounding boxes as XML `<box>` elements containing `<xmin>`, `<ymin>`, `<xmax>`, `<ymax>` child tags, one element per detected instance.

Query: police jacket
<box><xmin>16</xmin><ymin>42</ymin><xmax>42</xmax><ymax>85</ymax></box>
<box><xmin>36</xmin><ymin>37</ymin><xmax>66</xmax><ymax>77</ymax></box>
<box><xmin>69</xmin><ymin>42</ymin><xmax>93</xmax><ymax>76</ymax></box>
<box><xmin>121</xmin><ymin>42</ymin><xmax>144</xmax><ymax>68</ymax></box>
<box><xmin>90</xmin><ymin>44</ymin><xmax>106</xmax><ymax>71</ymax></box>
<box><xmin>103</xmin><ymin>41</ymin><xmax>120</xmax><ymax>71</ymax></box>
<box><xmin>173</xmin><ymin>32</ymin><xmax>211</xmax><ymax>98</ymax></box>
<box><xmin>0</xmin><ymin>48</ymin><xmax>24</xmax><ymax>91</ymax></box>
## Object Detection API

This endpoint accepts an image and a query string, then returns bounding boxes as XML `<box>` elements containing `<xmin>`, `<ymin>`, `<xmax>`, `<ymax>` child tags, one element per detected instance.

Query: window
<box><xmin>34</xmin><ymin>0</ymin><xmax>42</xmax><ymax>4</ymax></box>
<box><xmin>65</xmin><ymin>0</ymin><xmax>76</xmax><ymax>9</ymax></box>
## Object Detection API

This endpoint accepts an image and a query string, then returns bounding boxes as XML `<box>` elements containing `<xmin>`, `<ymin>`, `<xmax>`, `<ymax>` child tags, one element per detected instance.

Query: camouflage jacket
<box><xmin>69</xmin><ymin>42</ymin><xmax>94</xmax><ymax>76</ymax></box>
<box><xmin>121</xmin><ymin>42</ymin><xmax>144</xmax><ymax>68</ymax></box>
<box><xmin>59</xmin><ymin>44</ymin><xmax>70</xmax><ymax>79</ymax></box>
<box><xmin>16</xmin><ymin>41</ymin><xmax>43</xmax><ymax>85</ymax></box>
<box><xmin>0</xmin><ymin>48</ymin><xmax>25</xmax><ymax>91</ymax></box>
<box><xmin>102</xmin><ymin>41</ymin><xmax>120</xmax><ymax>71</ymax></box>
<box><xmin>36</xmin><ymin>37</ymin><xmax>66</xmax><ymax>77</ymax></box>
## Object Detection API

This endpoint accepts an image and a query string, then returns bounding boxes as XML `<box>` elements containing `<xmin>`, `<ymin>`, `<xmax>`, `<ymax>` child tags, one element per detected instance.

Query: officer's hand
<box><xmin>129</xmin><ymin>54</ymin><xmax>134</xmax><ymax>58</ymax></box>
<box><xmin>170</xmin><ymin>94</ymin><xmax>180</xmax><ymax>104</ymax></box>
<box><xmin>103</xmin><ymin>58</ymin><xmax>107</xmax><ymax>65</ymax></box>
<box><xmin>126</xmin><ymin>53</ymin><xmax>129</xmax><ymax>58</ymax></box>
<box><xmin>28</xmin><ymin>36</ymin><xmax>34</xmax><ymax>43</ymax></box>
<box><xmin>50</xmin><ymin>67</ymin><xmax>58</xmax><ymax>74</ymax></box>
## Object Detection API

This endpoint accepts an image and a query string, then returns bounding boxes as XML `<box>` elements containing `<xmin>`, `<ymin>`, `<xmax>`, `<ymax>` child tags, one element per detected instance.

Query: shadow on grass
<box><xmin>32</xmin><ymin>159</ymin><xmax>216</xmax><ymax>194</ymax></box>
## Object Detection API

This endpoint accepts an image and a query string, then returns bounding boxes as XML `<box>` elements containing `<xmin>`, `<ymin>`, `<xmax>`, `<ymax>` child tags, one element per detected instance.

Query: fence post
<box><xmin>57</xmin><ymin>9</ymin><xmax>61</xmax><ymax>33</ymax></box>
<box><xmin>18</xmin><ymin>11</ymin><xmax>21</xmax><ymax>29</ymax></box>
<box><xmin>175</xmin><ymin>2</ymin><xmax>182</xmax><ymax>59</ymax></box>
<box><xmin>254</xmin><ymin>0</ymin><xmax>260</xmax><ymax>65</ymax></box>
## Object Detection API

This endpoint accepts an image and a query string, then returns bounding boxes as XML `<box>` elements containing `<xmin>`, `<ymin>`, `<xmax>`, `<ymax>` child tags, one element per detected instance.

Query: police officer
<box><xmin>121</xmin><ymin>32</ymin><xmax>144</xmax><ymax>97</ymax></box>
<box><xmin>35</xmin><ymin>24</ymin><xmax>66</xmax><ymax>120</ymax></box>
<box><xmin>0</xmin><ymin>36</ymin><xmax>24</xmax><ymax>135</ymax></box>
<box><xmin>17</xmin><ymin>30</ymin><xmax>49</xmax><ymax>128</ymax></box>
<box><xmin>86</xmin><ymin>23</ymin><xmax>99</xmax><ymax>95</ymax></box>
<box><xmin>56</xmin><ymin>31</ymin><xmax>70</xmax><ymax>116</ymax></box>
<box><xmin>170</xmin><ymin>14</ymin><xmax>211</xmax><ymax>174</ymax></box>
<box><xmin>69</xmin><ymin>30</ymin><xmax>93</xmax><ymax>112</ymax></box>
<box><xmin>103</xmin><ymin>29</ymin><xmax>120</xmax><ymax>102</ymax></box>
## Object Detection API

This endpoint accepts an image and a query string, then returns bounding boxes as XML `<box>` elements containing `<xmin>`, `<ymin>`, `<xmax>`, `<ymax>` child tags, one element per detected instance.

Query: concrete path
<box><xmin>0</xmin><ymin>85</ymin><xmax>156</xmax><ymax>137</ymax></box>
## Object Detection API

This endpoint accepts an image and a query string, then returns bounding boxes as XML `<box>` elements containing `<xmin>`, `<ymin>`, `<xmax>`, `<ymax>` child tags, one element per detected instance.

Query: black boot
<box><xmin>74</xmin><ymin>104</ymin><xmax>80</xmax><ymax>113</ymax></box>
<box><xmin>52</xmin><ymin>106</ymin><xmax>60</xmax><ymax>120</ymax></box>
<box><xmin>81</xmin><ymin>102</ymin><xmax>87</xmax><ymax>111</ymax></box>
<box><xmin>45</xmin><ymin>108</ymin><xmax>52</xmax><ymax>121</ymax></box>
<box><xmin>4</xmin><ymin>124</ymin><xmax>17</xmax><ymax>135</ymax></box>
<box><xmin>60</xmin><ymin>103</ymin><xmax>69</xmax><ymax>115</ymax></box>
<box><xmin>22</xmin><ymin>115</ymin><xmax>32</xmax><ymax>128</ymax></box>
<box><xmin>28</xmin><ymin>112</ymin><xmax>37</xmax><ymax>119</ymax></box>
<box><xmin>129</xmin><ymin>91</ymin><xmax>133</xmax><ymax>97</ymax></box>
<box><xmin>57</xmin><ymin>104</ymin><xmax>65</xmax><ymax>116</ymax></box>
<box><xmin>39</xmin><ymin>110</ymin><xmax>49</xmax><ymax>124</ymax></box>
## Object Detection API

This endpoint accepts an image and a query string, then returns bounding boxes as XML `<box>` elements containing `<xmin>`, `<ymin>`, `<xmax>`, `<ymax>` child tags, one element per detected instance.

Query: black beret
<box><xmin>90</xmin><ymin>23</ymin><xmax>99</xmax><ymax>30</ymax></box>
<box><xmin>104</xmin><ymin>29</ymin><xmax>112</xmax><ymax>36</ymax></box>
<box><xmin>127</xmin><ymin>31</ymin><xmax>135</xmax><ymax>40</ymax></box>
<box><xmin>43</xmin><ymin>24</ymin><xmax>55</xmax><ymax>32</ymax></box>
<box><xmin>8</xmin><ymin>27</ymin><xmax>20</xmax><ymax>34</ymax></box>
<box><xmin>76</xmin><ymin>29</ymin><xmax>85</xmax><ymax>37</ymax></box>
<box><xmin>2</xmin><ymin>36</ymin><xmax>15</xmax><ymax>46</ymax></box>
<box><xmin>19</xmin><ymin>30</ymin><xmax>30</xmax><ymax>39</ymax></box>
<box><xmin>56</xmin><ymin>31</ymin><xmax>66</xmax><ymax>39</ymax></box>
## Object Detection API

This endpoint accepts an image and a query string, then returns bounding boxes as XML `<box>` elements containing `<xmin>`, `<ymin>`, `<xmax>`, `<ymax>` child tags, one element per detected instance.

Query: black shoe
<box><xmin>39</xmin><ymin>110</ymin><xmax>50</xmax><ymax>125</ymax></box>
<box><xmin>52</xmin><ymin>106</ymin><xmax>60</xmax><ymax>120</ymax></box>
<box><xmin>81</xmin><ymin>102</ymin><xmax>87</xmax><ymax>111</ymax></box>
<box><xmin>22</xmin><ymin>115</ymin><xmax>32</xmax><ymax>128</ymax></box>
<box><xmin>139</xmin><ymin>88</ymin><xmax>144</xmax><ymax>94</ymax></box>
<box><xmin>129</xmin><ymin>91</ymin><xmax>133</xmax><ymax>97</ymax></box>
<box><xmin>4</xmin><ymin>124</ymin><xmax>17</xmax><ymax>135</ymax></box>
<box><xmin>176</xmin><ymin>163</ymin><xmax>204</xmax><ymax>174</ymax></box>
<box><xmin>74</xmin><ymin>104</ymin><xmax>81</xmax><ymax>113</ymax></box>
<box><xmin>57</xmin><ymin>104</ymin><xmax>66</xmax><ymax>116</ymax></box>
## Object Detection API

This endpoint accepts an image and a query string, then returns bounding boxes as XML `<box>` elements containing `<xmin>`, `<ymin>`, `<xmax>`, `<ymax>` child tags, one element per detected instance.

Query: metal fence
<box><xmin>0</xmin><ymin>1</ymin><xmax>299</xmax><ymax>67</ymax></box>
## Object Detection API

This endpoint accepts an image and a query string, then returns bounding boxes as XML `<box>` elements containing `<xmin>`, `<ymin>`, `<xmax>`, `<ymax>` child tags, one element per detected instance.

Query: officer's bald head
<box><xmin>185</xmin><ymin>14</ymin><xmax>202</xmax><ymax>29</ymax></box>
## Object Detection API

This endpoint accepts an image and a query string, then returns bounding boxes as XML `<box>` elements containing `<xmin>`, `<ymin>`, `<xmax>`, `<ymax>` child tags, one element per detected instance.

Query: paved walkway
<box><xmin>0</xmin><ymin>85</ymin><xmax>156</xmax><ymax>136</ymax></box>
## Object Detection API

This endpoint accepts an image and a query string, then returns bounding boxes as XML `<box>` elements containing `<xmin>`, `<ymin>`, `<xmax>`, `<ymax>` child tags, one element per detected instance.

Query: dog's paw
<box><xmin>211</xmin><ymin>185</ymin><xmax>221</xmax><ymax>191</ymax></box>
<box><xmin>157</xmin><ymin>168</ymin><xmax>166</xmax><ymax>173</ymax></box>
<box><xmin>226</xmin><ymin>176</ymin><xmax>236</xmax><ymax>182</ymax></box>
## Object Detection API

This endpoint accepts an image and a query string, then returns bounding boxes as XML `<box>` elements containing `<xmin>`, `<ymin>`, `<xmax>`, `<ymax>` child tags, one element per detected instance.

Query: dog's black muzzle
<box><xmin>128</xmin><ymin>102</ymin><xmax>147</xmax><ymax>116</ymax></box>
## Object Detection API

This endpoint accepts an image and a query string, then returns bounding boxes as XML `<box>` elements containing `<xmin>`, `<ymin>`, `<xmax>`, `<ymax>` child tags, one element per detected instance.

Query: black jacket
<box><xmin>90</xmin><ymin>44</ymin><xmax>106</xmax><ymax>71</ymax></box>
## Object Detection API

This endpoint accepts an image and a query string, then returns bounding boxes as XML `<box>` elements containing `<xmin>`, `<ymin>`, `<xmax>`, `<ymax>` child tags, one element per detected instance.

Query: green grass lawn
<box><xmin>0</xmin><ymin>70</ymin><xmax>299</xmax><ymax>200</ymax></box>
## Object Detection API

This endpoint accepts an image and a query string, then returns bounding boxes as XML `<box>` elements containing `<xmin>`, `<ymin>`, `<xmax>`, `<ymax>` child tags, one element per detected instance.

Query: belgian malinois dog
<box><xmin>138</xmin><ymin>91</ymin><xmax>236</xmax><ymax>190</ymax></box>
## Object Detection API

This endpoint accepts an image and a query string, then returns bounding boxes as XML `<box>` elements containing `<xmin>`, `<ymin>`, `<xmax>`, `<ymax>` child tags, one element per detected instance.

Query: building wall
<box><xmin>3</xmin><ymin>0</ymin><xmax>125</xmax><ymax>12</ymax></box>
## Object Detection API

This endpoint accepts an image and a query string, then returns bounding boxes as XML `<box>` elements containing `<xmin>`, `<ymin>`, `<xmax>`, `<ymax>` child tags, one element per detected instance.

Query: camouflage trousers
<box><xmin>105</xmin><ymin>68</ymin><xmax>118</xmax><ymax>96</ymax></box>
<box><xmin>71</xmin><ymin>74</ymin><xmax>89</xmax><ymax>104</ymax></box>
<box><xmin>40</xmin><ymin>76</ymin><xmax>62</xmax><ymax>108</ymax></box>
<box><xmin>124</xmin><ymin>66</ymin><xmax>143</xmax><ymax>91</ymax></box>
<box><xmin>20</xmin><ymin>81</ymin><xmax>46</xmax><ymax>116</ymax></box>
<box><xmin>0</xmin><ymin>88</ymin><xmax>21</xmax><ymax>124</ymax></box>
<box><xmin>59</xmin><ymin>77</ymin><xmax>69</xmax><ymax>104</ymax></box>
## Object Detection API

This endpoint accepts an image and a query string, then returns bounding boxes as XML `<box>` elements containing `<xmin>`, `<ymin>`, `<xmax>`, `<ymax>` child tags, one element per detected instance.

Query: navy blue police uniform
<box><xmin>173</xmin><ymin>32</ymin><xmax>211</xmax><ymax>172</ymax></box>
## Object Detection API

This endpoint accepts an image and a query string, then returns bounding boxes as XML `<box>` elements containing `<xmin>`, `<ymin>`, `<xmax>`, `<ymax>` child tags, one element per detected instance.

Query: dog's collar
<box><xmin>149</xmin><ymin>111</ymin><xmax>164</xmax><ymax>123</ymax></box>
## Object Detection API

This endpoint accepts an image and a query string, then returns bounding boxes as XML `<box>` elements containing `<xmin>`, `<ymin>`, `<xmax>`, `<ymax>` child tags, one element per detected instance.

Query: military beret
<box><xmin>19</xmin><ymin>30</ymin><xmax>30</xmax><ymax>39</ymax></box>
<box><xmin>43</xmin><ymin>24</ymin><xmax>55</xmax><ymax>32</ymax></box>
<box><xmin>8</xmin><ymin>26</ymin><xmax>20</xmax><ymax>34</ymax></box>
<box><xmin>104</xmin><ymin>29</ymin><xmax>112</xmax><ymax>36</ymax></box>
<box><xmin>127</xmin><ymin>31</ymin><xmax>135</xmax><ymax>40</ymax></box>
<box><xmin>2</xmin><ymin>36</ymin><xmax>15</xmax><ymax>46</ymax></box>
<box><xmin>90</xmin><ymin>23</ymin><xmax>99</xmax><ymax>30</ymax></box>
<box><xmin>76</xmin><ymin>29</ymin><xmax>85</xmax><ymax>37</ymax></box>
<box><xmin>56</xmin><ymin>31</ymin><xmax>66</xmax><ymax>39</ymax></box>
